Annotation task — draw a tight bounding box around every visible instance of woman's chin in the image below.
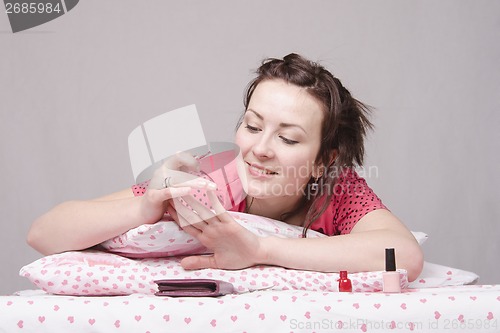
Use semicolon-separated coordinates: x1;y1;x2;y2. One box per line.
244;182;291;199
244;183;272;198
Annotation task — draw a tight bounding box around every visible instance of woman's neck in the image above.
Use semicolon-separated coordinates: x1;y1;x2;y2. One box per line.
246;195;306;225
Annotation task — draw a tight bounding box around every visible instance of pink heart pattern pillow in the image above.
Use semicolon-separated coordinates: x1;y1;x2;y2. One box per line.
100;212;326;258
20;250;408;296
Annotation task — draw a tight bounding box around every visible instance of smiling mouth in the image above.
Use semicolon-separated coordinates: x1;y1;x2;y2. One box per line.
246;162;278;175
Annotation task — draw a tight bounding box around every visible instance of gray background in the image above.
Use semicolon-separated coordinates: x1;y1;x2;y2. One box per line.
1;0;499;295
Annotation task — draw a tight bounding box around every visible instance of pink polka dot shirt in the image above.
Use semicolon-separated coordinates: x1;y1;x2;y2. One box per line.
309;168;387;235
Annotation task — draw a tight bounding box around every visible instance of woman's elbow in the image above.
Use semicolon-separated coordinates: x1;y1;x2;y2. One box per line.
27;217;51;255
27;222;42;253
399;240;424;282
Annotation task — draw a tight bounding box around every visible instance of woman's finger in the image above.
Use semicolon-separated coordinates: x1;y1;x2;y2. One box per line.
171;175;217;191
146;187;191;205
207;190;226;215
171;197;208;229
150;169;217;191
165;151;200;172
149;151;214;190
181;195;217;222
164;187;192;199
165;200;181;223
166;200;203;234
181;255;218;270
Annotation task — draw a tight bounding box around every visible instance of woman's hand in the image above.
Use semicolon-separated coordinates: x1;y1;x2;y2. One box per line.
141;152;217;224
166;191;265;270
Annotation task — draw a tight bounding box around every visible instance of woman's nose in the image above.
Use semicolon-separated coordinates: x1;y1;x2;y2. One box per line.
252;135;274;159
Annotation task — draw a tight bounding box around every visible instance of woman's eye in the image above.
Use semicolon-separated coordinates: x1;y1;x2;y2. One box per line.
279;136;299;145
245;124;260;133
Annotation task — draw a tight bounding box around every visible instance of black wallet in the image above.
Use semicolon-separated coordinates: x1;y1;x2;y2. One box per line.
154;279;235;297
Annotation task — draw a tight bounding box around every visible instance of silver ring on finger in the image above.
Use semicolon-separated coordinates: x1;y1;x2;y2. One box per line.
163;177;172;188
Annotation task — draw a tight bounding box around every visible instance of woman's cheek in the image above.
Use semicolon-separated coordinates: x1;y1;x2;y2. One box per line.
235;149;249;195
234;124;250;142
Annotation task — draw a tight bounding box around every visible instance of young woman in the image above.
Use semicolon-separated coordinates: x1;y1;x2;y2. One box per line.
28;53;423;281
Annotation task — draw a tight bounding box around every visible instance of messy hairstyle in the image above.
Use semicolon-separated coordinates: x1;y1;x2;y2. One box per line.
239;53;373;236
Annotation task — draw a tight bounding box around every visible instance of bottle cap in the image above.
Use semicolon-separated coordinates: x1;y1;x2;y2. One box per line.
339;270;348;279
385;248;397;272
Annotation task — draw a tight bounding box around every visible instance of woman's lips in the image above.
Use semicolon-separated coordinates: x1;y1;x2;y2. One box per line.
246;162;278;178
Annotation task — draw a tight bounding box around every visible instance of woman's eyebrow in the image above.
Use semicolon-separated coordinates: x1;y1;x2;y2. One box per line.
246;109;307;134
246;109;264;120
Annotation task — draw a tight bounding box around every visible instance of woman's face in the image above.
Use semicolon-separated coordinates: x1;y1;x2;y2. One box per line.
235;79;324;199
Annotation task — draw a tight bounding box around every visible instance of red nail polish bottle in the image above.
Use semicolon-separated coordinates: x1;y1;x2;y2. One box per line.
338;270;352;292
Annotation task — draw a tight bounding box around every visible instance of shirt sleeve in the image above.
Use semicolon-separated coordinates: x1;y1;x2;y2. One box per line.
132;180;150;197
310;169;387;236
333;169;387;235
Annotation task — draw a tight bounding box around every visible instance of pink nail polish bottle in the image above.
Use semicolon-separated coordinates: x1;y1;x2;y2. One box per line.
338;270;352;292
383;248;401;293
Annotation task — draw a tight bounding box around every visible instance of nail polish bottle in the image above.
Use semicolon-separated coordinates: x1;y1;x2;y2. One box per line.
383;248;401;293
338;270;352;292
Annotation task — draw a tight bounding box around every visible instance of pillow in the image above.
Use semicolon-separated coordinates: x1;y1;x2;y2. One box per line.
404;232;478;287
408;261;479;288
100;212;325;258
19;250;408;296
411;231;428;245
101;211;429;258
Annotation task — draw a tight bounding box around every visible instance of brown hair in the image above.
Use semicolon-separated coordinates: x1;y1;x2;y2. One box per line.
239;53;373;236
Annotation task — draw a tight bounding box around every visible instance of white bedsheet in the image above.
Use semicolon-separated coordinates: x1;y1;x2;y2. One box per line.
1;285;499;333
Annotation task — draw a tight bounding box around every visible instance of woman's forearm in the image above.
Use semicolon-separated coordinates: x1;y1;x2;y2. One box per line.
258;230;423;281
27;196;145;255
28;185;196;255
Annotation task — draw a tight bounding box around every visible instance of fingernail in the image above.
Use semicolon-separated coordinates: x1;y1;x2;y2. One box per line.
196;180;207;187
195;180;217;190
171;187;192;196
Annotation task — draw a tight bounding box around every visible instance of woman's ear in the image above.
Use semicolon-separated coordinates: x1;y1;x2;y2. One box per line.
312;162;328;179
312;149;339;179
312;166;323;180
328;149;339;166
